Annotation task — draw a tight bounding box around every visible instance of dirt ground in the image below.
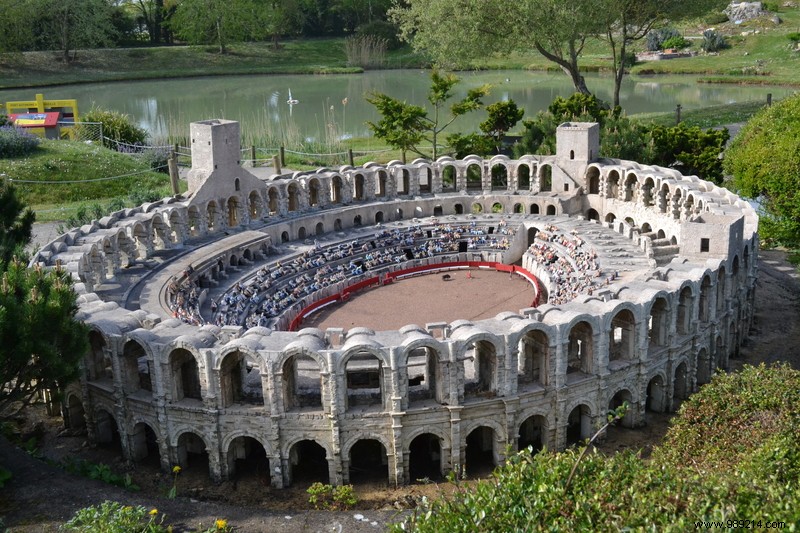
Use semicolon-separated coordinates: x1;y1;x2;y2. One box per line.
2;249;799;532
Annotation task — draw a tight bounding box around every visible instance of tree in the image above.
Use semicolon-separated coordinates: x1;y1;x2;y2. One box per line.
131;0;165;44
447;100;524;157
724;94;800;247
0;178;35;267
391;0;604;96
169;0;256;53
366;71;489;161
597;0;727;107
0;0;38;53
39;0;117;62
649;122;728;184
0;259;89;418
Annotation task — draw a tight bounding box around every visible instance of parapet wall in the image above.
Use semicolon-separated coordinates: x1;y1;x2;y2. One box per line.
36;122;758;488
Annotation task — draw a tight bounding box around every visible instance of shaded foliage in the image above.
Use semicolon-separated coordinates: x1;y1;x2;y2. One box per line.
0;178;35;266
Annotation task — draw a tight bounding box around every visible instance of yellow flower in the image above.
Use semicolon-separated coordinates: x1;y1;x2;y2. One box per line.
172;465;182;474
215;518;228;530
149;509;159;516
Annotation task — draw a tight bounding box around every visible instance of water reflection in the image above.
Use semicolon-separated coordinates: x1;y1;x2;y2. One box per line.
0;70;794;142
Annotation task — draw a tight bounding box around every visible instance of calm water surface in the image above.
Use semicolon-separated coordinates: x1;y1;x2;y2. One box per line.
1;70;794;143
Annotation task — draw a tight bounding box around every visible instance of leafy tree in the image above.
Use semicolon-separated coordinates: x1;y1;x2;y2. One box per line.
0;178;35;267
0;258;89;418
38;0;117;62
169;0;256;53
447;100;524;157
724;94;800;247
366;71;489;161
649;122;729;184
0;0;38;52
131;0;166;44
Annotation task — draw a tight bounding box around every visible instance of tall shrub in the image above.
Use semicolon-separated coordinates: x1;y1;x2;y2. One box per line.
79;107;148;150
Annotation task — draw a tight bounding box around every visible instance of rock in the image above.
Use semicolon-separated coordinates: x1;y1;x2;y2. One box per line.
725;1;767;22
771;15;782;24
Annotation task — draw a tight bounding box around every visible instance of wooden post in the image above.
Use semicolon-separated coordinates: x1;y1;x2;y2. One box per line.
280;146;285;167
272;154;282;175
251;145;257;167
348;148;354;167
168;150;180;196
767;93;772;106
675;104;682;125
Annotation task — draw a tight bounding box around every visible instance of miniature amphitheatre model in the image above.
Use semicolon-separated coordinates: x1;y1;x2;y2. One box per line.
33;119;757;487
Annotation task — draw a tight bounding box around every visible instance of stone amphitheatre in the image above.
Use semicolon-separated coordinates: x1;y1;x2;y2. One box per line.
30;119;757;489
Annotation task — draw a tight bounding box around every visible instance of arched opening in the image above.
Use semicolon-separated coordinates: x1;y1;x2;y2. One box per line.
518;164;531;191
287;183;300;212
466;164;482;191
527;226;538;247
331;176;343;204
121;340;151;393
530;204;540;215
345;351;384;411
463;340;497;400
298;227;307;240
420;167;432;193
170;349;202;402
376;171;387;197
657;229;666;240
513;203;523;214
491;164;507;191
609;309;636;363
491;202;503;213
334;219;342;231
65;394;86;432
375;211;384;224
414;206;424;218
586;167;600;194
151;217;169;250
187;206;201;237
546;205;556;216
227;196;240;227
623;173;637;202
355;174;365;200
433;205;444;217
696;348;711;385
646;375;666;413
315;222;324;236
586;208;599;221
281;231;290;243
518;330;548;390
716;266;726;315
409;433;442;482
606;170;620;199
608;389;634;428
677;286;693;335
176;432;210;478
400;169;411;195
471;202;483;214
234;178;240;191
454;204;464;215
130;422;160;465
699;276;712;322
289;440;329;485
87;331;111;381
566;404;592;446
465;426;496;477
95;409;122;453
227;436;270;484
641;222;653;234
268;187;279;215
649;298;669;348
220;351;264;407
567;322;593;375
442;165;456;192
518;415;546;453
348;439;388;484
308;179;321;206
642;178;655;206
249;191;262;219
407;347;443;407
282;354;323;411
539;166;552;192
605;212;616;224
206;201;218;232
353;214;362;227
673;362;688;410
396;208;404;220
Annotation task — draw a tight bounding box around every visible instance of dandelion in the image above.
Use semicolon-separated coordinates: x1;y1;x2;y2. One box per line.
150;509;159;516
172;465;182;474
215;518;228;530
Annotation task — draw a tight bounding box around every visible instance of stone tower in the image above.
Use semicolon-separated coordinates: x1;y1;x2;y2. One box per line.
555;122;599;182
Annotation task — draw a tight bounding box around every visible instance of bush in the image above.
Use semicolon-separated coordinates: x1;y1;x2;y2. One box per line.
787;32;800;43
355;20;402;50
79;107;148;150
701;29;728;52
649;122;729;184
661;35;689;50
645;27;682;51
307;482;358;510
63;501;168;532
0;115;11;127
0;125;40;158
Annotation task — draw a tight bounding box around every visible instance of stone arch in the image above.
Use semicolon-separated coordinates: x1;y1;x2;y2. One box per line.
518;414;547;453
518;164;531;191
315;222;324;236
298;226;307;240
513;203;524;214
539;165;552;192
586;166;600;194
409;432;444;481
308;178;322;206
94;408;123;451
279;348;326;412
419;167;432;193
218;349;265;408
605;212;616;224
65;392;86;432
716;265;727;315
226;435;270;484
206;200;219;232
151;216;170;250
491;164;508;191
169;347;203;402
287;183;301;212
460;336;501;400
129;420;160;464
518;328;549;389
609;309;636;363
586;208;599;221
697;347;711;385
608;388;635;428
441;165;457;192
187;205;201;237
471;202;483;214
491;202;503;214
658;183;670;213
546;205;556;216
454;203;464;215
86;329;111;381
331;176;344;204
375;211;384;224
248;190;263;219
641;177;655;206
466;163;482;191
354;173;366;200
677;284;694;335
673;360;689;409
343;434;392;484
403;343;447;406
174;431;211;478
375;170;388;197
353;214;362;227
645;374;667;413
121;338;152;394
623;172;637;202
648;296;670;347
287;438;330;485
334;218;342;231
699;275;712;322
281;231;290;243
530;204;540;215
341;347;387;412
227;195;241;227
566;404;593;446
606;170;620;198
567;321;594;374
463;424;502;476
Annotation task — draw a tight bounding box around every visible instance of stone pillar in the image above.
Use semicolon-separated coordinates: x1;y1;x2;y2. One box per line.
448;406;463;478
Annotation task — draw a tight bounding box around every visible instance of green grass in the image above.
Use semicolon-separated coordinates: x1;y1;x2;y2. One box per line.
631;99;771;128
0;140;181;220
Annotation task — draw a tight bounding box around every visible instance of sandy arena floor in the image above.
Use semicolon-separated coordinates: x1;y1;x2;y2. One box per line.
302;269;539;331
